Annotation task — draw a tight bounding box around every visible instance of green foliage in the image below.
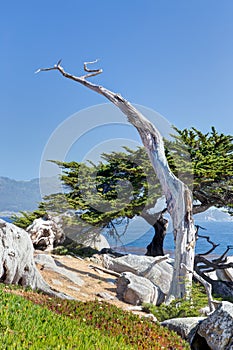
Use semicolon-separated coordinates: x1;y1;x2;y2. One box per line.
50;147;162;226
0;285;190;349
14;126;233;231
47;126;232;226
12;204;46;228
142;282;209;321
52;242;99;258
169;127;233;215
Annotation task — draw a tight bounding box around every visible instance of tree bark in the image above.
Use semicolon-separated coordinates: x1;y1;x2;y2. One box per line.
146;215;168;257
38;60;196;300
0;219;69;298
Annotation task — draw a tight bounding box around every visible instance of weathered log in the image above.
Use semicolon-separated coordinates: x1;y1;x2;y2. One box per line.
0;219;70;298
27;214;65;251
38;60;196;300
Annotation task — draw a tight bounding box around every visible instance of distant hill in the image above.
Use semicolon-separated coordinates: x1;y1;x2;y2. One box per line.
0;176;60;213
1;177;232;223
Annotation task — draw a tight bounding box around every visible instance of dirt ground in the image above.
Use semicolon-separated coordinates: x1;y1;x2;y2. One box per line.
35;252;139;313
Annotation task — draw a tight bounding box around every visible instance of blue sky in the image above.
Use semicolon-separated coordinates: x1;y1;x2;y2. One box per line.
1;0;233;180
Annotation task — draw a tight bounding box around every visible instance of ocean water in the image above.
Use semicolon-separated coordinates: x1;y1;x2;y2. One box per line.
1;215;232;258
0;216;12;223
109;220;233;258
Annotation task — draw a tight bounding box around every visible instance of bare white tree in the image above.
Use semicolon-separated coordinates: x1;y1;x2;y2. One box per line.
37;60;196;300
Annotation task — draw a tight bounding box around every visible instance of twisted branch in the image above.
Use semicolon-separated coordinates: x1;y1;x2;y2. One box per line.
181;263;216;313
197;233;220;256
195;255;233;270
212;245;233;264
36;59;103;83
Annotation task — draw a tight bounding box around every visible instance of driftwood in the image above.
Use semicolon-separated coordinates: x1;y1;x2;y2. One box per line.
0;219;70;299
27;214;65;251
37;60;196;300
89;264;120;277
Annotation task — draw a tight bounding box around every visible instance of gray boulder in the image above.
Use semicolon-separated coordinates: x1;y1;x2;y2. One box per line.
34;254;84;286
161;317;205;342
198;301;233;350
116;272;159;305
103;254;173;295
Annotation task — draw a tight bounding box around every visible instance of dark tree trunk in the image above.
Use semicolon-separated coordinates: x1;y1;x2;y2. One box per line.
146;216;168;257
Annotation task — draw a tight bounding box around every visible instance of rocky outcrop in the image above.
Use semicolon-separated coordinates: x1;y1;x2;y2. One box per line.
103;254;173;298
116;272;160;305
34;253;84;286
197;301;233;350
161;303;233;349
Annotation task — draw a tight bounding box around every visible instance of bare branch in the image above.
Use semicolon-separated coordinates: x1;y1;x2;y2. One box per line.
197;233;220;256
140;255;169;278
212;245;233;264
84;59;100;72
81;70;103;79
89;264;120;277
35;59;63;74
195;255;233;270
181;263;216;313
36;59;103;80
195;224;207;232
82;60;103;78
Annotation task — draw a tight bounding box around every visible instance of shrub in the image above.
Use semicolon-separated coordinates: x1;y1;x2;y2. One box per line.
143;282;209;322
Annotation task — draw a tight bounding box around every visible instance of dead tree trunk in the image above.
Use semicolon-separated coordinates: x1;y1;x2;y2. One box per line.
37;60;196;300
0;219;69;298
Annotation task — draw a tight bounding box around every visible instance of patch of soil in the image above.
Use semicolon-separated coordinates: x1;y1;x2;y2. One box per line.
35;252;131;311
